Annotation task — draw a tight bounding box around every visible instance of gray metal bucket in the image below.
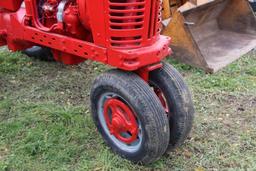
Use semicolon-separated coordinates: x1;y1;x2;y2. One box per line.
163;0;256;72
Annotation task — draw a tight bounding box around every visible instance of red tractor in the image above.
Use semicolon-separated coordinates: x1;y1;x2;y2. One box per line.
0;0;194;164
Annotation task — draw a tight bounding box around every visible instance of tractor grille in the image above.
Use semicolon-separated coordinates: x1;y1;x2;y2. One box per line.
148;0;161;38
107;0;161;48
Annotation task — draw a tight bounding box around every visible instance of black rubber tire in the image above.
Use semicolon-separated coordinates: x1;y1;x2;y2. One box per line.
149;62;195;151
90;69;170;164
23;46;54;61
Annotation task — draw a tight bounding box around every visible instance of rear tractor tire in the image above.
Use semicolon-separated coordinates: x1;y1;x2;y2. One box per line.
149;62;195;151
90;69;170;164
23;46;54;61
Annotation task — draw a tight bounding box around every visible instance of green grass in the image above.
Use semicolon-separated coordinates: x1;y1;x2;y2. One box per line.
0;49;255;170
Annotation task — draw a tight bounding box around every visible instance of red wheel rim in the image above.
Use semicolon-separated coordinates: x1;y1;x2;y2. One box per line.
154;87;169;113
103;98;139;144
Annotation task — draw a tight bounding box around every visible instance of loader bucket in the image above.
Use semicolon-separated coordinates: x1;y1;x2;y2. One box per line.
162;0;256;73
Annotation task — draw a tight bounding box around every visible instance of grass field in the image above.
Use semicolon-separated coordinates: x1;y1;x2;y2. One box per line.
0;48;255;171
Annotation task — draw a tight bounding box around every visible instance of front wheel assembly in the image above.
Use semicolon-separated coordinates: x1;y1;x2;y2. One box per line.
90;70;170;164
90;62;194;164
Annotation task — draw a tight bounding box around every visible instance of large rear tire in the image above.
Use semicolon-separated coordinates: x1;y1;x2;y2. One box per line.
149;62;195;151
90;69;170;164
23;46;54;61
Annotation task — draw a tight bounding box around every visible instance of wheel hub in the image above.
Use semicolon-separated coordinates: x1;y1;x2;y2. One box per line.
154;87;169;113
103;98;139;144
112;116;124;131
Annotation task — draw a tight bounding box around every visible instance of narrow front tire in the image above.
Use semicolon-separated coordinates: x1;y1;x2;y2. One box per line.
149;62;195;151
